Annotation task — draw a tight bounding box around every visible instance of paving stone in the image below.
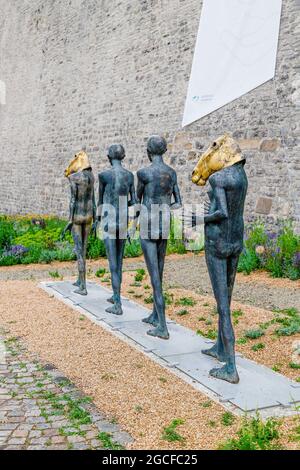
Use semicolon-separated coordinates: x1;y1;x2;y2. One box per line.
7;438;27;445
0;331;131;450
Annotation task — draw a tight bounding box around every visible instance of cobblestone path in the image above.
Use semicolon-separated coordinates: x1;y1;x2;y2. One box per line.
0;330;133;450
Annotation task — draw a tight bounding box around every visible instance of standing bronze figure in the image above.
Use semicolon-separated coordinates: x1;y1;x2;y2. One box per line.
97;144;137;316
64;151;96;296
137;136;182;340
192;134;248;384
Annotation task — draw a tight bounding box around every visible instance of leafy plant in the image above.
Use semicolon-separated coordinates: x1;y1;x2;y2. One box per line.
177;309;189;317
219;415;281;450
244;329;265;340
135;269;146;282
97;432;124;450
96;268;106;278
162;419;185;443
251;343;265;352
221;412;236;427
176;297;196;307
238;220;300;280
197;329;218;340
289;362;300;370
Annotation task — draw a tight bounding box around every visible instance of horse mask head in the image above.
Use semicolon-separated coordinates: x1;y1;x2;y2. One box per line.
192;134;244;186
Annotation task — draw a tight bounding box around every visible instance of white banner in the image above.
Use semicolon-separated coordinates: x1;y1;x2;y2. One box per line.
182;0;282;127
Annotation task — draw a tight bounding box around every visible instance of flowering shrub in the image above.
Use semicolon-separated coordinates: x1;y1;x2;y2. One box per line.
238;221;300;280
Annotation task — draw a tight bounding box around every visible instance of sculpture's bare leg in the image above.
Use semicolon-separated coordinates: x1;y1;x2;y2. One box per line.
202;251;226;362
203;252;239;384
141;239;169;339
104;238;123;315
73;224;88;296
227;254;239;306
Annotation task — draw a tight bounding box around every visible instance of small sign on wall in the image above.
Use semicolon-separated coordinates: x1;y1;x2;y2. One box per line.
182;0;283;127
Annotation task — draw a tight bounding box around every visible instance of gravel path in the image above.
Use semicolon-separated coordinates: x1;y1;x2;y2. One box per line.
1;254;298;312
0;331;132;450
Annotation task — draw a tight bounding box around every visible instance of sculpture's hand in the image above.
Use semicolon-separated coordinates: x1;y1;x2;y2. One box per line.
183;213;204;228
91;221;98;238
171;202;182;211
204;201;211;215
61;222;73;240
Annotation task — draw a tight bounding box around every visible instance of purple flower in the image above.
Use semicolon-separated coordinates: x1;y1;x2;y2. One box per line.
266;231;277;241
5;245;28;258
293;252;300;268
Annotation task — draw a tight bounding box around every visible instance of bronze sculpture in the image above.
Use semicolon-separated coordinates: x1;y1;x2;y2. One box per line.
137;136;182;339
192;134;248;384
63;151;96;296
97;144;137;316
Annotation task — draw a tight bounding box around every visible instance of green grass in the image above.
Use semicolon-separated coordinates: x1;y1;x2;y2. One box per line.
238;220;300;280
97;431;124;450
95;268;106;278
144;295;154;304
232;309;244;319
219;415;281;450
244;329;265;340
162;419;185;443
221;412;236;427
177;309;189;317
0;214;190;267
197;329;218;340
49;270;61;279
251;343;265;352
289;362;300;370
135;269;146;282
176;297;196;307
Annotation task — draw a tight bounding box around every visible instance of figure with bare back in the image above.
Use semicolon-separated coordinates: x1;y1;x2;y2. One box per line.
63;151;96;296
192;134;248;384
137;136;182;340
97;144;137;316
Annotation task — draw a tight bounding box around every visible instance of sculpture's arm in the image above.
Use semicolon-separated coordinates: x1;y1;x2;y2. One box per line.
128;176;138;207
136;172;145;204
69;179;77;223
97;174;105;222
92;186;97;223
61;179;77;238
171;173;182;210
204;186;228;224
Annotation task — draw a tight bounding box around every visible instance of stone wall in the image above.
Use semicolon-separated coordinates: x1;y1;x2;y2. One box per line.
0;0;299;230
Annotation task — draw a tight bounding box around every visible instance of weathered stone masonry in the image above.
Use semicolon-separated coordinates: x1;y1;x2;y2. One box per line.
0;0;299;229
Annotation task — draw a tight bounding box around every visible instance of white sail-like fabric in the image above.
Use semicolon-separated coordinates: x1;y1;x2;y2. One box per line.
182;0;282;127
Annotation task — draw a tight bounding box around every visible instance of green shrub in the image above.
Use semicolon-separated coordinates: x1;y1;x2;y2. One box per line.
238;220;300;280
176;297;196;307
221;412;236;427
0;216;16;250
96;268;106;278
124;239;142;258
162;419;185;443
251;343;265;352
219;415;281;450
244;329;265;340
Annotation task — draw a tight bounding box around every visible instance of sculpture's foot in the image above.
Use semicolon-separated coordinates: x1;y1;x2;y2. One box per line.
202;344;227;362
73;279;80;287
209;364;239;384
107;296;115;305
74;287;88;296
147;326;169;340
106;304;123;316
142;312;158;327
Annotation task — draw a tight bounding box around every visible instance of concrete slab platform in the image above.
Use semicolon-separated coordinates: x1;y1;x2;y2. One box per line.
41;281;300;415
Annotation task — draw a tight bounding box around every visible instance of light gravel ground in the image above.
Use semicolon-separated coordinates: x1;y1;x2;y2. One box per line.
1;254;299;311
0;255;299;449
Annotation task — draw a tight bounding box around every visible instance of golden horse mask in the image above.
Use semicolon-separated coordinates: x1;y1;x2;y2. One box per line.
65;151;91;178
192;134;244;186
